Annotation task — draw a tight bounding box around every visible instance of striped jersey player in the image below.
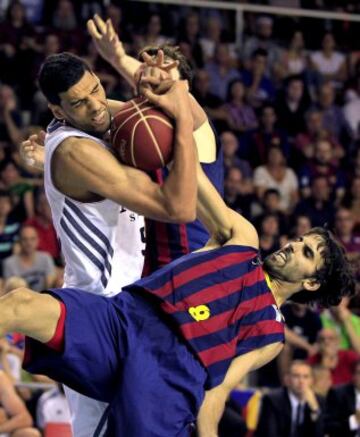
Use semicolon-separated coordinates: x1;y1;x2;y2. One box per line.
2;154;353;436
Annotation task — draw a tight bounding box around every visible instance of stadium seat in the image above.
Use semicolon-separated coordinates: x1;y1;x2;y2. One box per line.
44;423;73;437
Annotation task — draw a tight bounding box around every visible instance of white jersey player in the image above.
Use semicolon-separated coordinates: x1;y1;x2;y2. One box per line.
36;52;197;436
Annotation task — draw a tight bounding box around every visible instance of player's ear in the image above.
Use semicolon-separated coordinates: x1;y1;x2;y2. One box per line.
302;278;321;292
48;103;65;121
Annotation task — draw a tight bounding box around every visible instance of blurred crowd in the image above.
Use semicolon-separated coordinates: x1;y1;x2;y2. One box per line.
0;0;360;435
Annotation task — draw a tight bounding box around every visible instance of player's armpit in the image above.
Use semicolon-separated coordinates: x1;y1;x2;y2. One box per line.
54;137;196;223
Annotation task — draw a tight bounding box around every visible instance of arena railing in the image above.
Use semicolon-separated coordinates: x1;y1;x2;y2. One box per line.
130;0;360;45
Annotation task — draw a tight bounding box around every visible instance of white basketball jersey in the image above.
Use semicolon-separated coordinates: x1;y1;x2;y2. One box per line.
44;119;145;297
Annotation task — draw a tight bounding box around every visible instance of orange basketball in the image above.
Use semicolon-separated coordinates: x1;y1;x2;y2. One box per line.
111;96;174;171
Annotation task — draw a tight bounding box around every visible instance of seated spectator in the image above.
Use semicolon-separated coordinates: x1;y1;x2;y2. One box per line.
308;329;359;385
219;79;258;133
242;15;280;75
274;30;309;80
282;303;322;360
191;69;224;123
3;225;56;291
258;213;280;259
312;365;332;398
140;14;168;48
256;360;325;437
0;190;20;273
224;167;254;219
205;43;241;100
0;370;40;437
0;84;23;148
199;16;230;62
298;138;346;201
0;160;34;222
343;77;360;141
334;207;360;261
310;32;347;86
321;296;360;354
36;384;71;432
294;176;336;227
221;131;253;180
342;176;360;232
253;146;299;213
242;48;276;108
177;12;204;68
288;214;313;239
25;190;60;262
253;188;288;236
276;74;311;140
295;109;344;164
315;81;347;142
326;360;360;437
250;103;290;167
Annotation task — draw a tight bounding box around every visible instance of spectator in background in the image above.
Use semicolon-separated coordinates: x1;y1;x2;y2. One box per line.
243;48;276;108
308;329;359;386
295;176;336;227
253;146;299;213
141;14;168;48
276;74;310;140
282;302;323;360
36;384;71;433
312;365;332;398
3;225;56;291
310;32;347;86
275;30;309;80
178;11;204;68
289;214;313;239
298;138;346;201
295;108;344;164
250;103;290;167
191;69;224;120
334;207;360;259
24;189;60;262
256;360;325;437
199;16;228;62
258;213;281;259
254;188;288;236
321;296;360;354
0;189;19;272
221;131;253;180
343;77;360;141
205;43;241;100
0;84;23;147
0;160;34;221
315;81;347;142
242;15;280;75
224;167;254;219
0;370;40;437
326;360;360;437
219;79;258;134
342;176;360;232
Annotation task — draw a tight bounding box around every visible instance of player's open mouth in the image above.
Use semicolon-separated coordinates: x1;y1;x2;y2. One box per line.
276;251;287;263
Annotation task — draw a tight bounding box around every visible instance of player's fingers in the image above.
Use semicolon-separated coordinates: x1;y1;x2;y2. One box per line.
163;60;179;72
142;52;157;66
39;130;46;144
141;87;160;105
155;50;164;67
106;19;115;40
140;76;162;87
94;14;107;34
87;20;102;40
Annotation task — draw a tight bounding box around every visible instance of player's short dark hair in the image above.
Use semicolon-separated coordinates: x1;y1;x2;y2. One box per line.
138;44;194;88
38;52;93;105
290;227;356;307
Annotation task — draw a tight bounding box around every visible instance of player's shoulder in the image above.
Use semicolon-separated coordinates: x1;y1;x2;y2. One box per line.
54;136;109;165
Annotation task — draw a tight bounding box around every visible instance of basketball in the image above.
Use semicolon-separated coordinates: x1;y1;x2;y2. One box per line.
111;96;174;171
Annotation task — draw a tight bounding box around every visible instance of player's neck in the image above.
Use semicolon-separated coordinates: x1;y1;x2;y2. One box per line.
265;272;299;307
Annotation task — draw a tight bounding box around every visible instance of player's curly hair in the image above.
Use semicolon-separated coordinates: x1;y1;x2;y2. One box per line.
138;44;194;88
290;227;356;307
38;52;92;105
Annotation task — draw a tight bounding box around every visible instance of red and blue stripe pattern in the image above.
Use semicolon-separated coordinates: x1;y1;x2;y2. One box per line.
126;245;284;388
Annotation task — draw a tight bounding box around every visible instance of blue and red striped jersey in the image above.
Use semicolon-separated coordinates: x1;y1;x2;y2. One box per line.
142;123;224;276
125;244;285;389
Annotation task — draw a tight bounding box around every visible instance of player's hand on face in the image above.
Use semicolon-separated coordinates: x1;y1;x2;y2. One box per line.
135;65;171;95
87;14;125;63
141;50;179;73
141;78;191;121
20;130;46;171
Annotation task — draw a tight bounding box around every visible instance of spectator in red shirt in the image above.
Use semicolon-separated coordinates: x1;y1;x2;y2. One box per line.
308;328;359;386
25;190;60;262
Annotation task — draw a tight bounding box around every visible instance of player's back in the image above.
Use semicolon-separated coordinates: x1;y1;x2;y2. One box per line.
44;119;145;296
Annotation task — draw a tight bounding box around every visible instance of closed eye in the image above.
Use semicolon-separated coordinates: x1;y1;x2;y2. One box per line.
303;245;314;259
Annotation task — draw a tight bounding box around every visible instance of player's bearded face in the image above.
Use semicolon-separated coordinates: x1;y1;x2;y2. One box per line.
263;234;324;284
58;71;111;136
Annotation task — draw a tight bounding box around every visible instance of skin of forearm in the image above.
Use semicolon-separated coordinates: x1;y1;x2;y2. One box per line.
111;53;142;87
0;411;32;433
161;116;197;220
4;111;23;145
285;327;312;351
197;389;228;437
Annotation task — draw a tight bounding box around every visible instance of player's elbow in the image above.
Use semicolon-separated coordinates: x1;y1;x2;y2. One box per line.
168;203;196;223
